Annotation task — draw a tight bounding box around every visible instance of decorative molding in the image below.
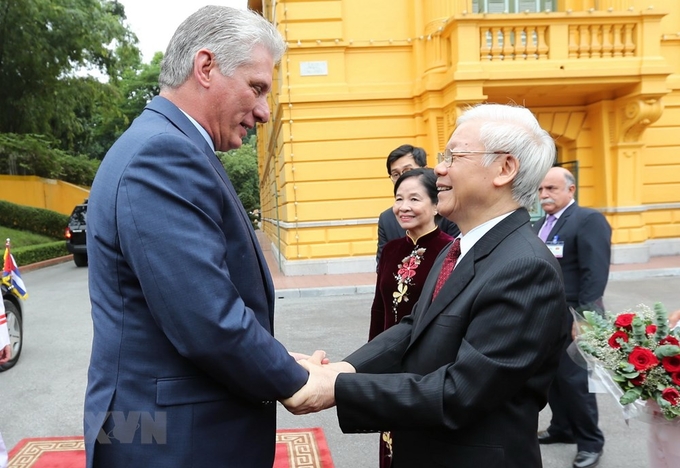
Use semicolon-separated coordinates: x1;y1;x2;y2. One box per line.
617;96;664;143
597;202;680;214
263;217;378;229
537;110;586;142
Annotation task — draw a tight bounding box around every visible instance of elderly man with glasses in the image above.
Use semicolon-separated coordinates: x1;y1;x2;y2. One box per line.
376;144;460;268
284;103;569;468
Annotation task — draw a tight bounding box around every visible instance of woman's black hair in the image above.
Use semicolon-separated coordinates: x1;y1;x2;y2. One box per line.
393;167;438;205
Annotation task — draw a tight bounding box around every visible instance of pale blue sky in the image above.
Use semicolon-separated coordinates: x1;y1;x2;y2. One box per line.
118;0;247;62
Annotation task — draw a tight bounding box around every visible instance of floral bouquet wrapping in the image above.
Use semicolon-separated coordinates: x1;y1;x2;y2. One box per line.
574;302;680;467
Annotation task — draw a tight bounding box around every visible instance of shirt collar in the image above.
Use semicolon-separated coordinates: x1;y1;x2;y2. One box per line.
552;199;575;220
179;109;215;152
457;210;516;263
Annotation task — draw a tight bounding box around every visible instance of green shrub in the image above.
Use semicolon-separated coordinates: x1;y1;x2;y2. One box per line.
12;241;69;266
0;133;99;186
0;200;69;239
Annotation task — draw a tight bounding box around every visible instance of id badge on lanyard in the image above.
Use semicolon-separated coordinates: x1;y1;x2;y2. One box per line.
546;236;564;258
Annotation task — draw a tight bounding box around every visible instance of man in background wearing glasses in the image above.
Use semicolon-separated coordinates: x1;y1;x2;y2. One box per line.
284;103;569;468
376;144;460;267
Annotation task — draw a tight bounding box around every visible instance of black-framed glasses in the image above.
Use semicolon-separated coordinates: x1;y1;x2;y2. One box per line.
389;166;415;181
437;149;507;167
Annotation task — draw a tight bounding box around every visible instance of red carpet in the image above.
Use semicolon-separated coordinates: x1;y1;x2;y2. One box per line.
9;428;334;468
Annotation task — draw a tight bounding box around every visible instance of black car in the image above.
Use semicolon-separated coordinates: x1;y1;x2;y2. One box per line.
1;284;23;371
65;200;88;267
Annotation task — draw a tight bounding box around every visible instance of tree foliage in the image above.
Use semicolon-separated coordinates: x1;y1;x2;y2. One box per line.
0;0;144;158
218;136;261;214
0;133;100;185
87;52;161;159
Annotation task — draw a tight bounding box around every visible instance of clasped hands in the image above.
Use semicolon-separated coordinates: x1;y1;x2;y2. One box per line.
283;350;355;415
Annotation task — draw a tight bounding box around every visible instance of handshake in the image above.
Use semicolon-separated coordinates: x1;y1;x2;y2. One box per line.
282;350;355;415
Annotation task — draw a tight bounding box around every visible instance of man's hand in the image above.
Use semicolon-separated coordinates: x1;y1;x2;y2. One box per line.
0;344;11;365
282;356;356;415
282;360;338;415
289;350;330;364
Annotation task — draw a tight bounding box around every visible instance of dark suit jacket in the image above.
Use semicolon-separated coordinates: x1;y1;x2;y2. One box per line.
377;207;460;265
532;202;611;310
336;209;568;468
84;96;308;467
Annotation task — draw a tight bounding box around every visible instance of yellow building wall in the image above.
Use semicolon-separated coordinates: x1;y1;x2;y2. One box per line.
0;175;89;216
254;0;680;273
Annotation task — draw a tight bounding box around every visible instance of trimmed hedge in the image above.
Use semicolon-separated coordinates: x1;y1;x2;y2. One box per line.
0;200;69;239
13;241;69;266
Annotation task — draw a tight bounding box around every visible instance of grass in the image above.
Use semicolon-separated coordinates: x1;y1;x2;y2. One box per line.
0;225;60;249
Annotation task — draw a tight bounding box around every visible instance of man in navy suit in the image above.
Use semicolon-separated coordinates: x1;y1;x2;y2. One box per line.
84;6;309;467
284;104;569;468
534;166;611;468
376;145;460;266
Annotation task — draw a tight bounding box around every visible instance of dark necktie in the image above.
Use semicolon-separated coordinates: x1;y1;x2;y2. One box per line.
432;238;461;299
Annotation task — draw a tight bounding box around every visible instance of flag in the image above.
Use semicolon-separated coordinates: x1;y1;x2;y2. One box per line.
2;239;27;299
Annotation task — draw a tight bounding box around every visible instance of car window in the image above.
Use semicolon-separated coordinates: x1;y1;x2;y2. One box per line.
69;205;87;226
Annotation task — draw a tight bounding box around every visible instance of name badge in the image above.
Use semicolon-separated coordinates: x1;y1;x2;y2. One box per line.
546;236;564;258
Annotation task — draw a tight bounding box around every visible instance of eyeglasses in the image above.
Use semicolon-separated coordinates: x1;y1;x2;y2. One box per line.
389;166;415;181
437;149;507;167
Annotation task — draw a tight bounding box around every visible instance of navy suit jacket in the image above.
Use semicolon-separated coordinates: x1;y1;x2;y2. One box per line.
84;96;308;467
532;202;611;310
337;209;568;468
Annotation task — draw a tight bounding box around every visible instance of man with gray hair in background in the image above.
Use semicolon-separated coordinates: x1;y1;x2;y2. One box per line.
84;7;309;467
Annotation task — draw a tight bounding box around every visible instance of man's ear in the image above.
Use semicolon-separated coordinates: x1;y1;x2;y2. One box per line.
193;49;215;88
493;154;519;188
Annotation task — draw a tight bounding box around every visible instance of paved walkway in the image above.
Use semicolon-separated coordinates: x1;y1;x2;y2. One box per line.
256;231;680;297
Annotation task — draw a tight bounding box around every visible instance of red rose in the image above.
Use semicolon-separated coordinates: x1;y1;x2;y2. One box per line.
646;325;657;335
628;346;659;371
662;355;680;373
672;373;680;386
608;331;629;349
615;313;636;329
630;374;646;386
661;336;680;346
662;387;680;406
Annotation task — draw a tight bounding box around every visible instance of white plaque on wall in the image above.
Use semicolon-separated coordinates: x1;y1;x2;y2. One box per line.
300;61;328;76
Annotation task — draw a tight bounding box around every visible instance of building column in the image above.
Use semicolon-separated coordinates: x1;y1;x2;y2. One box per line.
605;95;665;263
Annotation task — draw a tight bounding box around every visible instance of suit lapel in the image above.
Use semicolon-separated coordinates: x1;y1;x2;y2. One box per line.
549;203;575;239
145;97;276;310
410;210;530;344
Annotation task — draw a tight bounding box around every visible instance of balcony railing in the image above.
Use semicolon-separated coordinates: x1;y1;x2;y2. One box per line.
479;21;636;61
433;10;665;71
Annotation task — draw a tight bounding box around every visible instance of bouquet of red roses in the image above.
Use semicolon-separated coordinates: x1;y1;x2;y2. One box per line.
575;302;680;421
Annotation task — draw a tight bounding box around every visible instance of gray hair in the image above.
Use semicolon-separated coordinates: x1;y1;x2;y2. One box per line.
457;104;555;210
562;169;576;187
159;6;286;89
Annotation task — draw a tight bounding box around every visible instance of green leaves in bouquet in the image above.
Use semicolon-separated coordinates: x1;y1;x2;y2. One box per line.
615;362;639;381
654;302;671;342
656;395;680;420
621;386;643;405
631;315;649;344
655;345;680;359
